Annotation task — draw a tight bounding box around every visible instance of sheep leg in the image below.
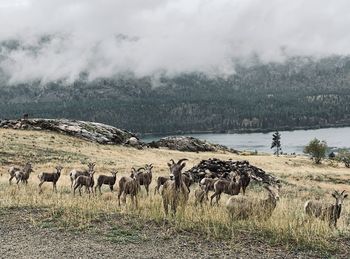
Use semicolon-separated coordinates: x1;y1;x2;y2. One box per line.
38;181;44;193
163;198;169;216
118;191;122;206
78;186;83;196
145;185;149;196
109;185;113;192
135;195;138;209
122;192;127;204
53;182;57;193
210;193;217;206
216;194;221;205
9;175;14;185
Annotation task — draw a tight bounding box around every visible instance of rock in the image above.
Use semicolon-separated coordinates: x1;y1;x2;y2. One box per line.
149;136;239;153
0;118;143;147
186;158;280;187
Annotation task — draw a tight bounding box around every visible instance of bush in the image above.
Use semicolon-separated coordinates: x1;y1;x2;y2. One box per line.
336;149;350;168
303;138;327;164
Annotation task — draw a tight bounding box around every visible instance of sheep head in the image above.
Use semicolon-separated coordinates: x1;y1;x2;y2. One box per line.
332;190;348;206
167;159;188;180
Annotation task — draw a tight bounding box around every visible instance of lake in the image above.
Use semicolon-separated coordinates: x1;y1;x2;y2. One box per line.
141;127;350;154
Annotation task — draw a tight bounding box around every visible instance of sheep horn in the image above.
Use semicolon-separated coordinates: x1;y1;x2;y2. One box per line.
177;158;188;165
170;159;175;165
137;167;145;172
341;190;346;195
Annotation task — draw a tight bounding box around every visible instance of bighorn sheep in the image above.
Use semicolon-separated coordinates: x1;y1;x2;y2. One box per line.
199;177;218;200
73;169;95;196
136;164;153;196
182;172;194;192
154;169;192;195
226;185;280;219
194;185;207;206
14;163;34;186
161;158;190;216
95;170;118;194
210;172;241;205
8;162;31;185
154;176;169;195
118;168;141;208
38;165;63;193
304;190;348;227
69;162;96;188
238;169;251;195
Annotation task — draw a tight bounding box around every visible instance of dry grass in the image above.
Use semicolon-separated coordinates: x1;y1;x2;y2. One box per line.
1;128;350;255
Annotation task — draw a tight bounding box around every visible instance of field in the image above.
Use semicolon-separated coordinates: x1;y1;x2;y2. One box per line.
0;128;350;258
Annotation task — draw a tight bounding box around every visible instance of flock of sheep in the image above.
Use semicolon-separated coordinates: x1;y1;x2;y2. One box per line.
5;158;348;227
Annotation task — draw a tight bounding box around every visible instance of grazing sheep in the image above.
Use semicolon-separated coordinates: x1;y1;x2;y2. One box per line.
73;170;95;197
210;172;241;206
136;164;153;196
199;177;219;200
238;169;251;195
118;168;140;208
154;176;169;195
14;163;34;186
9;162;31;185
161;158;190;216
226;185;280;220
304;190;348;227
69;162;95;188
95;171;118;194
38;165;63;193
194;185;207;207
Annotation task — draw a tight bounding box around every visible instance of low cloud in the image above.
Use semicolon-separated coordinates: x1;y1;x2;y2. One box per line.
0;0;350;84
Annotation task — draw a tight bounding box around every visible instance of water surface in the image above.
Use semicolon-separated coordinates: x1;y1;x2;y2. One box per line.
142;127;350;154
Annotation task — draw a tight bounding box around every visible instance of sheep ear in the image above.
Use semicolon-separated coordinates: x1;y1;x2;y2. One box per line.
344;194;348;199
167;163;172;168
332;193;337;198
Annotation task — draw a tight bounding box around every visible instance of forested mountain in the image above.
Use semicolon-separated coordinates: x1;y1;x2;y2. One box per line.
1;56;350;134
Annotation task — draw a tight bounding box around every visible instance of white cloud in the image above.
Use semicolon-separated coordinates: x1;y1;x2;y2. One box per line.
0;0;350;84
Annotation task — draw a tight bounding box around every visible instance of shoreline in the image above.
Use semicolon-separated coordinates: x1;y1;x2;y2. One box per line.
139;123;350;137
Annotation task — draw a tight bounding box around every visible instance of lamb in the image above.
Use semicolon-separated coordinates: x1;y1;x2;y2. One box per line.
38;165;63;193
95;170;118;194
194;185;207;206
14;163;34;186
161;158;190;216
210;172;241;205
304;190;348;228
154;176;169;195
69;162;95;188
136;164;153;196
8;162;31;185
118;168;141;208
73;169;95;197
226;185;280;219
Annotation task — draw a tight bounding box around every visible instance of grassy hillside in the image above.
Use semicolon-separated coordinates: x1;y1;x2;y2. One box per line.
0;128;350;257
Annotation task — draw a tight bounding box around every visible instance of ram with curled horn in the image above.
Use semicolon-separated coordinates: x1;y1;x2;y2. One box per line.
162;158;190;216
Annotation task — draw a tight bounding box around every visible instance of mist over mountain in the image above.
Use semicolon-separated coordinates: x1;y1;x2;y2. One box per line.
1;1;350;133
1;54;350;134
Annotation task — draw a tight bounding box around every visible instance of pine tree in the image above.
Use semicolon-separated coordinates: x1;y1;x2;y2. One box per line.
271;131;282;156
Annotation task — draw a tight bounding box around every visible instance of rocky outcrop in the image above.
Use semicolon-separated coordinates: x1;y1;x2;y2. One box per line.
187;158;280;187
0;118;142;146
148;136;239;153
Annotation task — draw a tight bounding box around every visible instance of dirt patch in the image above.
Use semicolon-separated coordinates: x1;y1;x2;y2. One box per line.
0;207;326;259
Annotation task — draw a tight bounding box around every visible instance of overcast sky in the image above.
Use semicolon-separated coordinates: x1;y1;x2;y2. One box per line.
0;0;350;84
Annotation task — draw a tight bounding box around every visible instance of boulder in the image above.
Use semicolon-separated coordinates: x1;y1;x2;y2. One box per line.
0;118;142;146
149;136;238;153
